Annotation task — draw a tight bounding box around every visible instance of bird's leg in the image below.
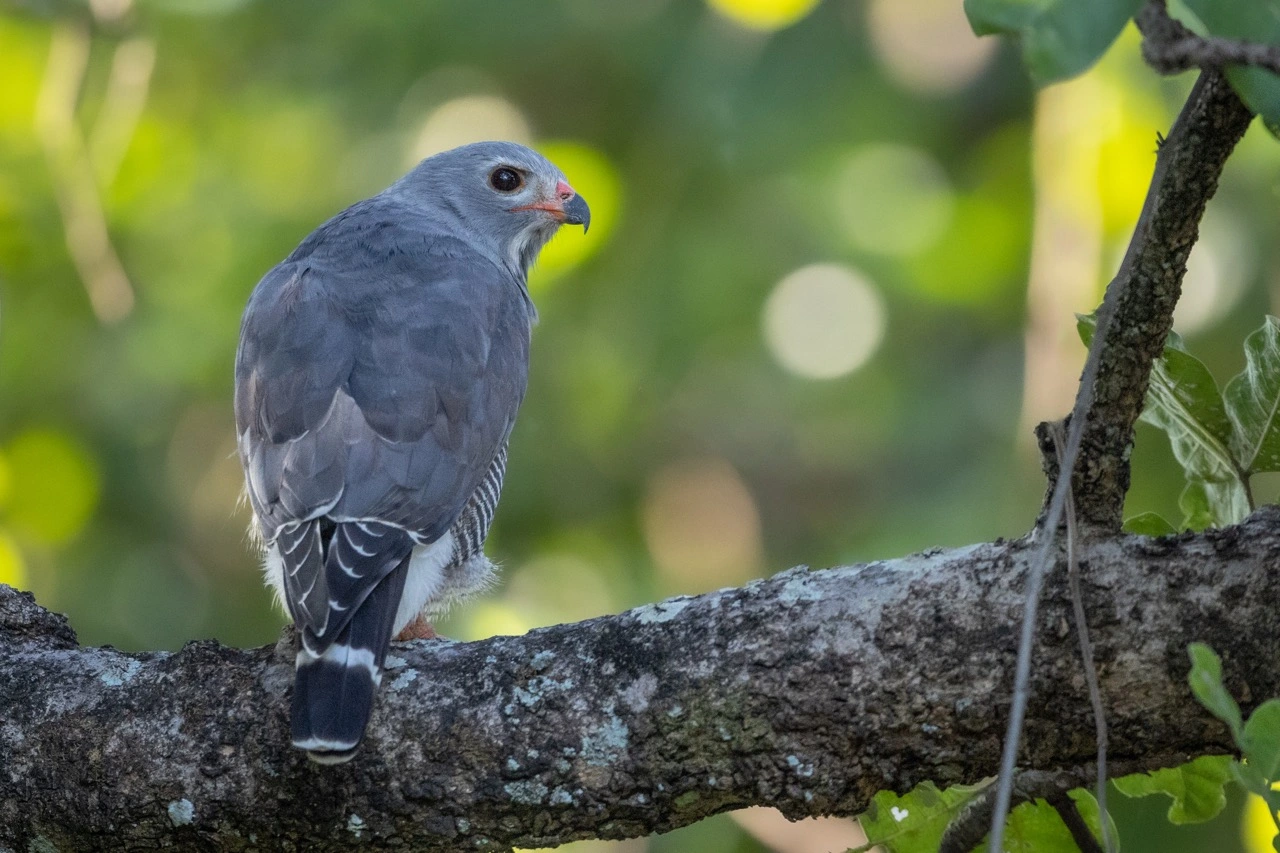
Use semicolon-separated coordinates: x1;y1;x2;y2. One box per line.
394;614;438;642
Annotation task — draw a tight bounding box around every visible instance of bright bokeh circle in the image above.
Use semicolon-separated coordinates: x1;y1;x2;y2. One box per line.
866;0;996;95
706;0;822;31
408;94;532;164
763;262;886;379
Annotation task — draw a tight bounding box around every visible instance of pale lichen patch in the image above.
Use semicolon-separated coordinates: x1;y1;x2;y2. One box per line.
99;659;141;687
621;673;657;713
503;780;548;805
347;814;366;835
167;799;195;827
631;598;691;625
777;571;823;605
390;669;418;691
581;705;629;767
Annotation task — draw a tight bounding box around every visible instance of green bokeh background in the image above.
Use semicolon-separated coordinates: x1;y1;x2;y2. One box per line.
1;0;1277;849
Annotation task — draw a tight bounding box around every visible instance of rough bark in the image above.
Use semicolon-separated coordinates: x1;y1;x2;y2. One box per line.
5;508;1280;851
1064;69;1252;529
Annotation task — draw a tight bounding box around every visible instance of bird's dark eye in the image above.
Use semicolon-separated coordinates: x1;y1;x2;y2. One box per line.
489;167;523;193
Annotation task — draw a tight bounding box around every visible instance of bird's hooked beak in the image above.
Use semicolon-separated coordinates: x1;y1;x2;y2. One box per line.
511;180;591;233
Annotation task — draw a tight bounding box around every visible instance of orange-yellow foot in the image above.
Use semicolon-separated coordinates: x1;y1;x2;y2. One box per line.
394;616;438;642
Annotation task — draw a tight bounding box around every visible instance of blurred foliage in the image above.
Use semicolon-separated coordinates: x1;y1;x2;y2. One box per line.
3;0;1280;850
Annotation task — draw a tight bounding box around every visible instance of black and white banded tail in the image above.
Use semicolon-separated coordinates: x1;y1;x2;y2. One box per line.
280;519;413;763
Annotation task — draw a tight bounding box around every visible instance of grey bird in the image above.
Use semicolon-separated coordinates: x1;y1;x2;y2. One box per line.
234;141;589;764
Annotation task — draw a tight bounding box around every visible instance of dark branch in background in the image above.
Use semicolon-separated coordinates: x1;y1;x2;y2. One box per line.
4;510;1280;852
988;68;1253;851
1138;0;1280;77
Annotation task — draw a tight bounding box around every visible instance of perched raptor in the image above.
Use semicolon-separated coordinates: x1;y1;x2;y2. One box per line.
234;141;589;763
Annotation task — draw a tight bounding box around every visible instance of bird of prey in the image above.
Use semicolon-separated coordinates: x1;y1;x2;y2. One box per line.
234;141;589;764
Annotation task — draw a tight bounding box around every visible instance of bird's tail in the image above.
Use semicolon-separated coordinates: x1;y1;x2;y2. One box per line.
290;554;410;764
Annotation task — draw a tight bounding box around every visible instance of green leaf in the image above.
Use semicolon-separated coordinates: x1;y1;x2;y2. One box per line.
1068;788;1120;850
964;0;1145;84
1225;317;1280;474
1002;798;1090;852
1179;478;1251;530
1243;699;1280;780
1179;480;1216;530
1114;755;1234;823
1142;341;1240;485
1180;1;1280;135
1231;759;1271;797
854;779;991;853
1124;511;1178;536
1188;643;1244;739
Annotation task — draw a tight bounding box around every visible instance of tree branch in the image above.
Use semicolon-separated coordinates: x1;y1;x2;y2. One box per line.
988;67;1252;850
5;509;1280;851
1053;68;1252;529
1137;0;1280;77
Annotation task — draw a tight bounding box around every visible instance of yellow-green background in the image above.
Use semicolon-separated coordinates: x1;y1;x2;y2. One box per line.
1;0;1276;849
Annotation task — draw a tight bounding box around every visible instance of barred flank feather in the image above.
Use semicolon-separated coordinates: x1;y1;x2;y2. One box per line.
451;444;507;565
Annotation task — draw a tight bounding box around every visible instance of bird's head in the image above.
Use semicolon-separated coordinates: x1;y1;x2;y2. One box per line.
395;141;590;277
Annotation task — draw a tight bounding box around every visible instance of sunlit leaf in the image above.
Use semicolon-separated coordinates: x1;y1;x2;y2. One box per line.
964;0;1145;84
1124;511;1178;536
1178;0;1280;135
1188;643;1243;739
853;779;992;853
1225;317;1280;474
1244;700;1280;781
1114;755;1233;824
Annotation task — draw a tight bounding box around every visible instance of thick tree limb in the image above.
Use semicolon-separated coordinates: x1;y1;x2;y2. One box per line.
5;509;1280;851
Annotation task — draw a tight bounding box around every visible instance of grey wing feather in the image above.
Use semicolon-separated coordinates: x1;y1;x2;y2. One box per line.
235;198;531;645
